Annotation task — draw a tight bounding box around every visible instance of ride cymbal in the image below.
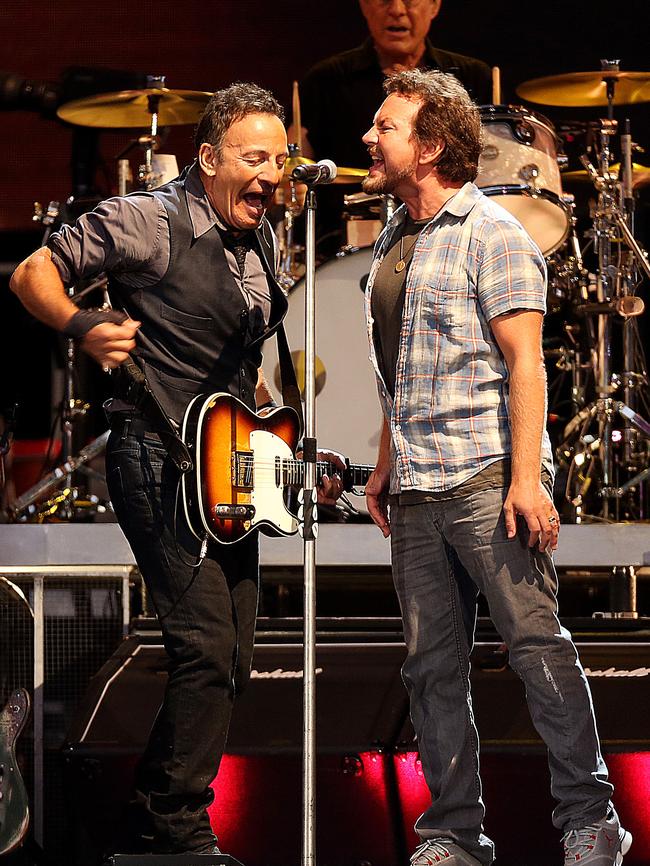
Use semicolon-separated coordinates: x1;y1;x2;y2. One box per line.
516;71;650;107
57;88;213;128
562;162;650;189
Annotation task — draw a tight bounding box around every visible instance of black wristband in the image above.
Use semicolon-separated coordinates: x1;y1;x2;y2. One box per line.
257;399;278;411
62;309;127;339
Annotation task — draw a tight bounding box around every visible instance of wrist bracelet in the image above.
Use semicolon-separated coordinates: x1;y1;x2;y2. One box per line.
62;309;126;339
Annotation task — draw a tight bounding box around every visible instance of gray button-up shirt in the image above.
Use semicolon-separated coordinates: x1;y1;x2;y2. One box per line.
49;161;274;327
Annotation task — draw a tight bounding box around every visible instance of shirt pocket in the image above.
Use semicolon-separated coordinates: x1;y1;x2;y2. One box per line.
160;300;213;330
419;271;473;333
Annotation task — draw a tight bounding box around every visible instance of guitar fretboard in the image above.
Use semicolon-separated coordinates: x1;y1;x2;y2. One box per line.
276;459;374;492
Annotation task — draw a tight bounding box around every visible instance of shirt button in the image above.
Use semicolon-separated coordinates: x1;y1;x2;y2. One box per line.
394;424;401;431
240;367;246;377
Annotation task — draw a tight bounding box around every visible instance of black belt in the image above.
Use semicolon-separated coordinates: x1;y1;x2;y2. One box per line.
109;413;167;440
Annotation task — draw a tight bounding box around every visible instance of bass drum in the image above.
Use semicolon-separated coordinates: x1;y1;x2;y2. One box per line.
266;247;383;470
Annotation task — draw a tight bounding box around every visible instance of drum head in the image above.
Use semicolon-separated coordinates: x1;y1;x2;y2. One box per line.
477;105;568;255
481;185;570;255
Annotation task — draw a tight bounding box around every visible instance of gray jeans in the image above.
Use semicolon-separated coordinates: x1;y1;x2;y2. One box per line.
389;473;613;865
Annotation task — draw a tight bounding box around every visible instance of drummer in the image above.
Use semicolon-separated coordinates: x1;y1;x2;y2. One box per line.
292;0;492;169
289;0;492;251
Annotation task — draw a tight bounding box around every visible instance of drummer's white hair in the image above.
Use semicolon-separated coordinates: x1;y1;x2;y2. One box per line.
194;82;285;159
384;69;482;183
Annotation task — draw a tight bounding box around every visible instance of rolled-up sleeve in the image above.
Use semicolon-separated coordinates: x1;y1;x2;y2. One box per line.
47;194;168;287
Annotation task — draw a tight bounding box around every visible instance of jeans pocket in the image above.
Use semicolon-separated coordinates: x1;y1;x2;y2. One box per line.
467;485;509;545
107;459;158;536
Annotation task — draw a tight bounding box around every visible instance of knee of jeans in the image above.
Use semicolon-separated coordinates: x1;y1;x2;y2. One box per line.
507;627;577;679
168;630;237;688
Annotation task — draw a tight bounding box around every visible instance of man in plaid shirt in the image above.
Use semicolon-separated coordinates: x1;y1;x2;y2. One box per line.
363;69;631;866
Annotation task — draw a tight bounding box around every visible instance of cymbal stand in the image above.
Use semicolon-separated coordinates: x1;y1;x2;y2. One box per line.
17;274;110;521
564;66;650;520
278;144;305;289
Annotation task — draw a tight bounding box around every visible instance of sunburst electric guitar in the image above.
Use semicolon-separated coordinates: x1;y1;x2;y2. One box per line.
181;392;373;544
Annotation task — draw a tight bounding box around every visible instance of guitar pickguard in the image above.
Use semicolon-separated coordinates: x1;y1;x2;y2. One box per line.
249;429;297;535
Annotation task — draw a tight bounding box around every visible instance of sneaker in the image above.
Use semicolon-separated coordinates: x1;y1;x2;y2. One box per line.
563;812;633;865
411;839;482;866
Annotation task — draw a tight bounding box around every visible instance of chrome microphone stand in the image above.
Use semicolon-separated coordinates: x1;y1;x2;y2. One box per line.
295;159;338;866
300;181;319;866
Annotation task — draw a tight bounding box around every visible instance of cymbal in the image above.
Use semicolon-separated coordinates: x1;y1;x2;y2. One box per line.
562;162;650;189
57;87;213;128
282;156;367;184
516;71;650;107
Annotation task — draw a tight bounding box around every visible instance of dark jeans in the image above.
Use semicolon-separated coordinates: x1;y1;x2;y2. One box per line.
389;475;613;865
106;419;259;853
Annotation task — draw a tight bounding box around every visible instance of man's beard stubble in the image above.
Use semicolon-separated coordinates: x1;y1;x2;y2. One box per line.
362;160;416;196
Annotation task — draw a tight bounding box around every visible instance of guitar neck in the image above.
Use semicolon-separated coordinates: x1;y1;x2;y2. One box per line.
280;459;374;492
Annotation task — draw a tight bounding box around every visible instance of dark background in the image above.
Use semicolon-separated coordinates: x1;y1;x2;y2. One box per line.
1;0;650;438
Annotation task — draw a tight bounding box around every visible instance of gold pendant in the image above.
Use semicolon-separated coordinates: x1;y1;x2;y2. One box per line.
395;260;406;274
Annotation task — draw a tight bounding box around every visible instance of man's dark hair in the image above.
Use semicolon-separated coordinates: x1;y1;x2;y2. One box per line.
384;69;482;183
194;82;285;157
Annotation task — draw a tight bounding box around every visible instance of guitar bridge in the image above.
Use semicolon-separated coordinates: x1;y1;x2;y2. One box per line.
232;450;254;488
214;503;256;521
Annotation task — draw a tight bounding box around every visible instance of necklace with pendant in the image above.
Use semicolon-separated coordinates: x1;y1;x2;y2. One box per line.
395;230;420;274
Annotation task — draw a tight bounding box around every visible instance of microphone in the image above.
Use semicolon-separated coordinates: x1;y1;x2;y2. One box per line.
291;159;337;185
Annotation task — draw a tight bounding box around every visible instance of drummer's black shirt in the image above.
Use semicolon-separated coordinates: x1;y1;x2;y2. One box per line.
298;39;492;249
300;38;493;169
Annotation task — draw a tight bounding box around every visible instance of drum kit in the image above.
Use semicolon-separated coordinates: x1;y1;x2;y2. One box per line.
12;61;650;525
277;61;650;524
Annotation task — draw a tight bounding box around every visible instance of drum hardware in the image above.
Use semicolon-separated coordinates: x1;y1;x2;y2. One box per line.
7;261;112;522
342;191;382;249
550;68;650;520
6;432;111;522
277;147;308;289
113;133;180;194
340;192;396;249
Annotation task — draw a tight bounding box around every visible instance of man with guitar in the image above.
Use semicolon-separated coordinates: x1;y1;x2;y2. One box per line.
11;82;343;858
362;70;631;866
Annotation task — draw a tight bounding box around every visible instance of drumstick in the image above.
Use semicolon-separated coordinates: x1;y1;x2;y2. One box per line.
492;66;501;105
292;80;303;152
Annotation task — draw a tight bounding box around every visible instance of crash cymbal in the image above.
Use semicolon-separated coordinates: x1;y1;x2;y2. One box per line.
336;165;368;182
282;156;367;184
562;162;650;189
57;88;213;128
516;71;650;107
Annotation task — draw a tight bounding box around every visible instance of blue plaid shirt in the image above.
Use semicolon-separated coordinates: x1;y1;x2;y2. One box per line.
365;182;553;493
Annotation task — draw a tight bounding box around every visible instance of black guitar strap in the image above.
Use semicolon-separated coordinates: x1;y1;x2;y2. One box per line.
275;322;304;438
114;357;194;473
255;220;304;437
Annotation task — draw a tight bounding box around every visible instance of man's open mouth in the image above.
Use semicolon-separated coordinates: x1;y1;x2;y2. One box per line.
386;25;409;36
242;192;270;215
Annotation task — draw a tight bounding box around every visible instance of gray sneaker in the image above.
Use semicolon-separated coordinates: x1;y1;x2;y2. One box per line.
410;839;482;866
563;812;632;865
